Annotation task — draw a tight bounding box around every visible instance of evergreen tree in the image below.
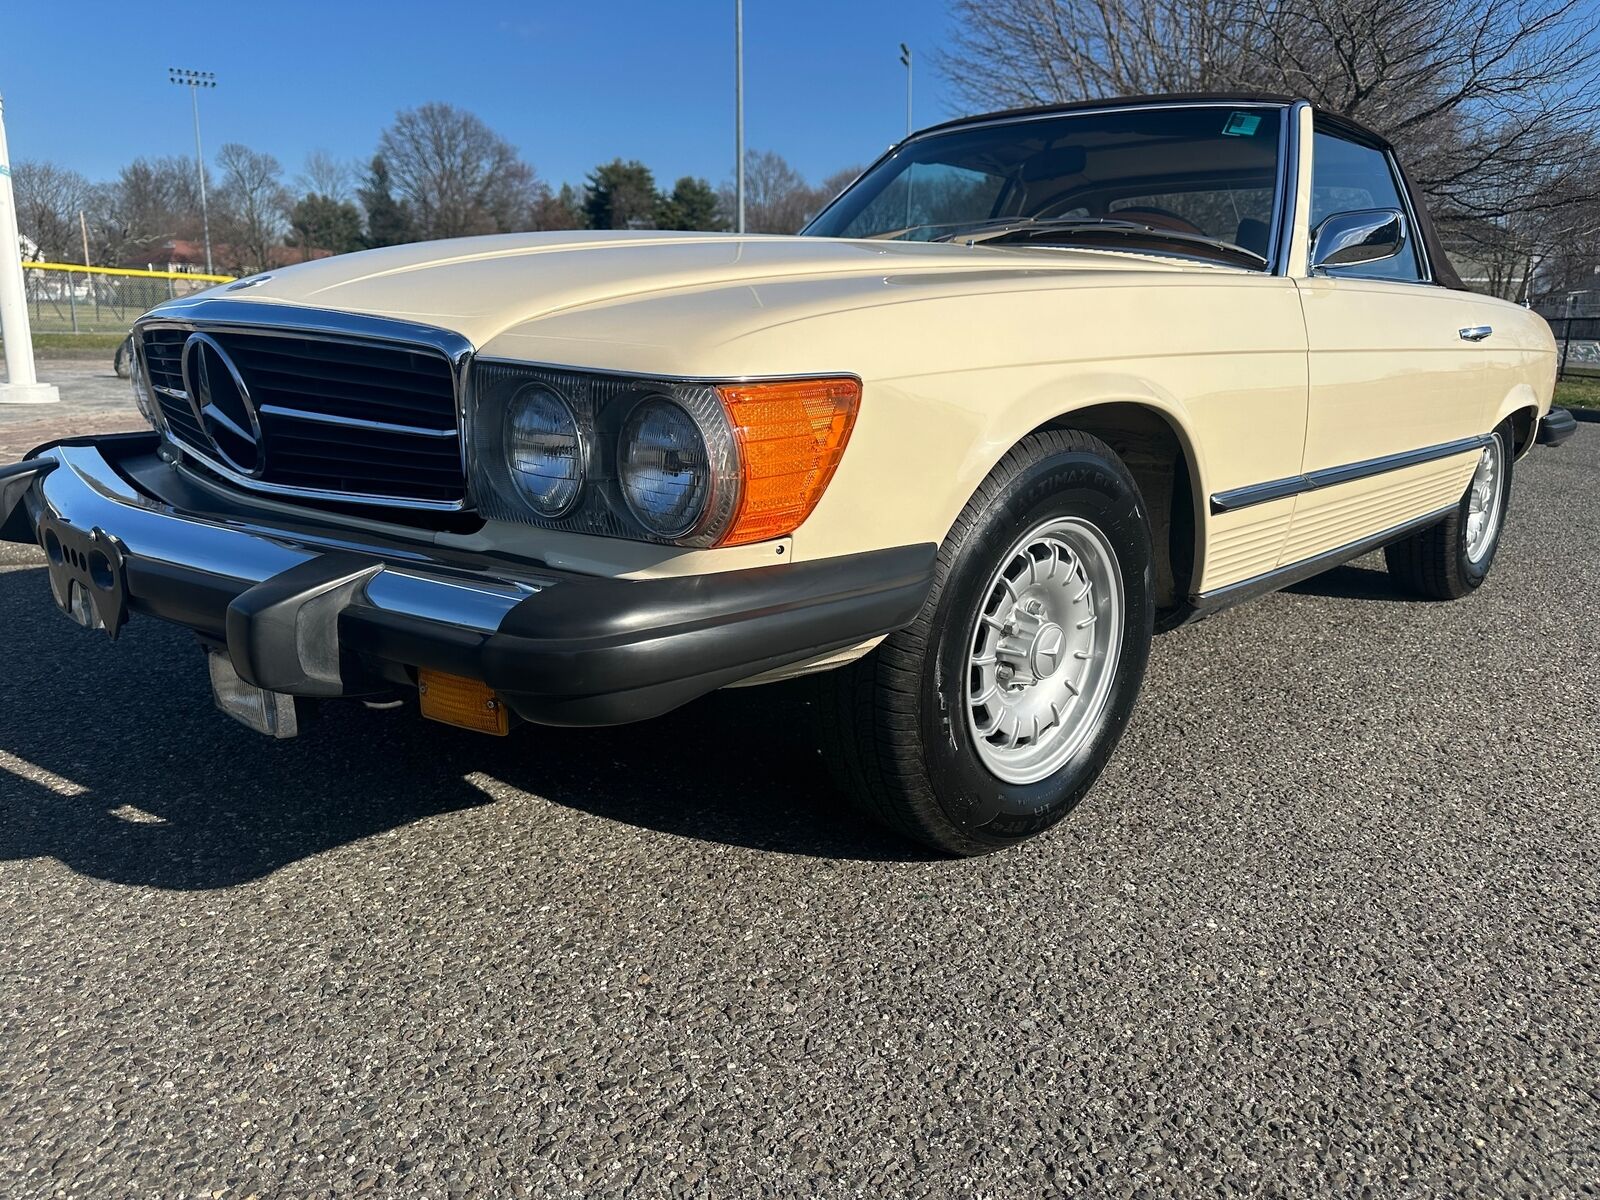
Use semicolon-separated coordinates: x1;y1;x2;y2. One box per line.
358;155;414;247
583;159;659;229
287;193;366;255
655;176;725;231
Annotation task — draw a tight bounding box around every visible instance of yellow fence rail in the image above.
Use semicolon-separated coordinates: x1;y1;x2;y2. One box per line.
22;260;236;284
18;260;236;335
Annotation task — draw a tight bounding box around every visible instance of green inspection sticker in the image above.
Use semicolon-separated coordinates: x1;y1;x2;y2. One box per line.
1221;112;1262;137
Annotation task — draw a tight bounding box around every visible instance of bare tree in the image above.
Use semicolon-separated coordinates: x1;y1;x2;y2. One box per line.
376;102;542;239
10;161;94;261
531;182;585;231
215;143;291;275
92;156;209;267
296;150;357;203
943;0;1261;103
716;151;835;234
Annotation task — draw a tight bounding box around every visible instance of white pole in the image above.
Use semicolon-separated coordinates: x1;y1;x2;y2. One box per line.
0;94;60;406
901;44;913;137
735;0;745;234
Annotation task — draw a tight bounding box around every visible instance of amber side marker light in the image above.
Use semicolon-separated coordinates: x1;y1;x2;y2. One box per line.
418;668;510;736
716;377;861;546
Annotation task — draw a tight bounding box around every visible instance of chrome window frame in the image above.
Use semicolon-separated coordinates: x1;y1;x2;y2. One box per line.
133;297;475;513
802;98;1301;278
1385;146;1435;284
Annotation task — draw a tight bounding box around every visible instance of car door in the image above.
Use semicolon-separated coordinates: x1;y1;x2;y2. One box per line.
1286;127;1492;567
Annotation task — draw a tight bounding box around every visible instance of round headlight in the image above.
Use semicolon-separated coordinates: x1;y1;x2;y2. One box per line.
505;384;584;517
618;397;712;538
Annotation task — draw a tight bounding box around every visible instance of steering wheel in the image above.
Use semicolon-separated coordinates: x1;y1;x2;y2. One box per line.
1112;206;1207;236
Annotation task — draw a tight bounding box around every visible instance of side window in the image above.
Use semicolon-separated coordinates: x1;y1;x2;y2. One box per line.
1309;130;1424;282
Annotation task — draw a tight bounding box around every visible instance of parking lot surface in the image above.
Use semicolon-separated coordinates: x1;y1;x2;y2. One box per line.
1;383;1595;1196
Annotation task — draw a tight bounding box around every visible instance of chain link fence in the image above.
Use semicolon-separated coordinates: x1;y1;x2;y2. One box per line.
20;262;235;336
1538;299;1600;379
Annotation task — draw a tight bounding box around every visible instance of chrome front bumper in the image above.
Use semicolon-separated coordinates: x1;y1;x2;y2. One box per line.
2;435;934;726
10;438;541;640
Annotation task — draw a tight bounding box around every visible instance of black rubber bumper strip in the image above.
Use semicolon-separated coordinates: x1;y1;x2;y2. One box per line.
0;458;56;544
1537;407;1579;445
341;542;937;727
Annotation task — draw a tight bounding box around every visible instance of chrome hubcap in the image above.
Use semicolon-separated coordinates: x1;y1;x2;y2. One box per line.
965;517;1124;786
1465;435;1505;564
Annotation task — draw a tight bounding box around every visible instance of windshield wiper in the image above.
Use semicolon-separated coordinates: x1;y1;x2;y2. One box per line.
932;217;1268;267
861;217;1135;242
862;220;988;241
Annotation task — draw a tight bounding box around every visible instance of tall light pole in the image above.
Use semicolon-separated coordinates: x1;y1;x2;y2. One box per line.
735;1;745;234
168;68;216;274
899;43;913;137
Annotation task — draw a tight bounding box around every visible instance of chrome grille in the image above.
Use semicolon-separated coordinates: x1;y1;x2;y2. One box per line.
140;324;466;507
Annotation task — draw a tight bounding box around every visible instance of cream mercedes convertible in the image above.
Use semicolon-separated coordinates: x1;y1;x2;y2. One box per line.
1;95;1576;854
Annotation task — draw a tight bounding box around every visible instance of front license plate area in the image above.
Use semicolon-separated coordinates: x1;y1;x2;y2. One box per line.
37;512;130;638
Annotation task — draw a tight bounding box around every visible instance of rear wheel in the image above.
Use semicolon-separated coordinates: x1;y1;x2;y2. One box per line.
817;429;1154;855
1384;421;1513;599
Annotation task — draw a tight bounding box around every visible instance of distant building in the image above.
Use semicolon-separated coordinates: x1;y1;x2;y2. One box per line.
123;239;333;275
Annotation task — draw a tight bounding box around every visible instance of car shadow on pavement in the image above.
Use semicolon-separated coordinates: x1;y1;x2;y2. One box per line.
0;563;924;890
1283;562;1417;603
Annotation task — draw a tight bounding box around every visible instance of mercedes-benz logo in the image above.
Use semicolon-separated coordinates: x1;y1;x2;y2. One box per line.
1029;623;1066;678
181;332;263;476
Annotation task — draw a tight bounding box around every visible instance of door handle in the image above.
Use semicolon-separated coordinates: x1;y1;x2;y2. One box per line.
1459;326;1492;342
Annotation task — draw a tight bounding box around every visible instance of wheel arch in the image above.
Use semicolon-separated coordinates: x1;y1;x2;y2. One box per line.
1493;382;1546;460
1503;404;1541;460
1032;398;1207;621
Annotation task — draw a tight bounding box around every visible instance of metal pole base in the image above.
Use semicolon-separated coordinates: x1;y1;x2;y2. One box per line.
0;381;61;405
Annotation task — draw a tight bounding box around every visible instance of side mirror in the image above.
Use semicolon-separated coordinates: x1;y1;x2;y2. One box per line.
1309;208;1407;272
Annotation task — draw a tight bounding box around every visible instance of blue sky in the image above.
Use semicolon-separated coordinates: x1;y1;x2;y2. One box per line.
0;0;964;192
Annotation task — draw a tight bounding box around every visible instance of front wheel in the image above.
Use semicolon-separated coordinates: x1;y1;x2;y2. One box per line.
817;429;1154;855
1384;421;1513;600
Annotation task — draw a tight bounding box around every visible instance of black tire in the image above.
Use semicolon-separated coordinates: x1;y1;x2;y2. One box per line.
113;336;133;380
1384;420;1513;600
816;429;1154;855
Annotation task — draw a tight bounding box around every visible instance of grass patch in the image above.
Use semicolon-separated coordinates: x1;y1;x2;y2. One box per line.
0;332;127;359
1555;376;1600;409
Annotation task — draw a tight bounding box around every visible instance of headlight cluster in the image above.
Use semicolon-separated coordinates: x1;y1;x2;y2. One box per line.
471;362;860;548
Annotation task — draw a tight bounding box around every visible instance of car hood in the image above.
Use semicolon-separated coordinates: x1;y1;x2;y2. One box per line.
218;230;1231;350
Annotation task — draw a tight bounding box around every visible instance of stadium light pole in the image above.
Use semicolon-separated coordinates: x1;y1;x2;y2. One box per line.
168;68;216;275
735;0;745;234
900;43;913;137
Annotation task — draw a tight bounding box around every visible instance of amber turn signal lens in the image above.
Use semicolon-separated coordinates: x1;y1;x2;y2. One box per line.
715;377;861;546
418;668;509;736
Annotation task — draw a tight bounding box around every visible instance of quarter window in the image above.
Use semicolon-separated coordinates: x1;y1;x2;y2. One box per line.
1309;131;1424;282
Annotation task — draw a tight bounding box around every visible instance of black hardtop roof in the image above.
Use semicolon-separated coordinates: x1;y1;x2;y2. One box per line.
916;93;1393;151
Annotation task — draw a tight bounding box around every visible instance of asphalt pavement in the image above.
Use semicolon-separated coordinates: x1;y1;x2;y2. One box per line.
1;389;1595;1197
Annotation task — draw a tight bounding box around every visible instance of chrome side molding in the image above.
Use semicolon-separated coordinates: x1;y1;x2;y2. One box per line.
1459;326;1492;342
1210;434;1493;515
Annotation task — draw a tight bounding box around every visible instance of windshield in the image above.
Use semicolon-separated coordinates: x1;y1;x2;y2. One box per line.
803;104;1285;266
